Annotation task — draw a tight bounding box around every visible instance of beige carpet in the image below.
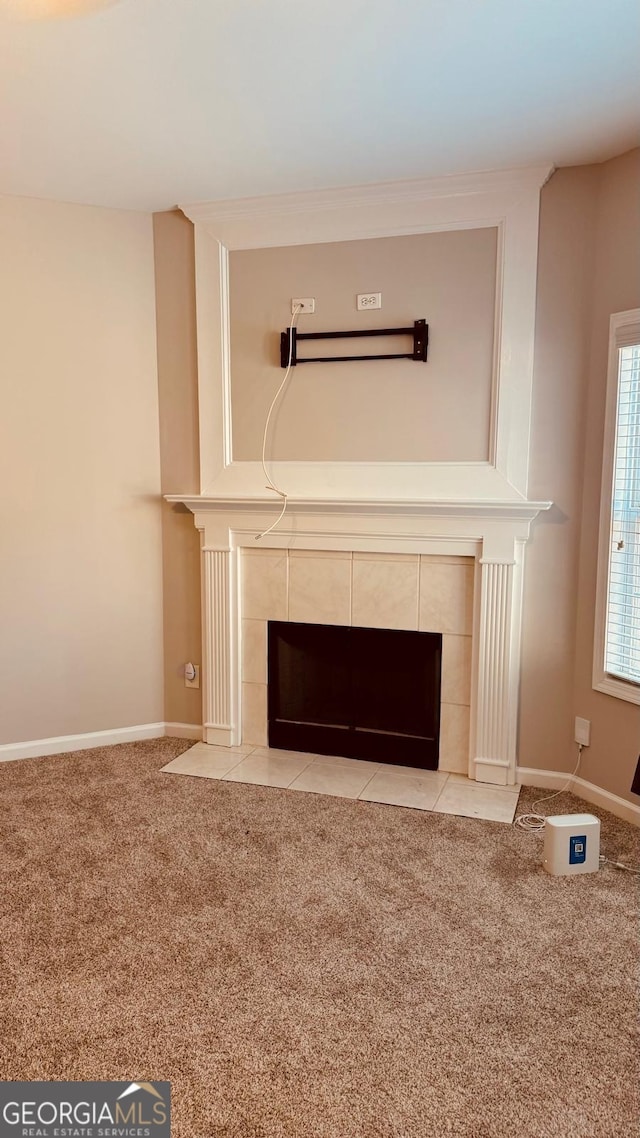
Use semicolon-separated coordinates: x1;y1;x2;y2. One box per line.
0;738;638;1138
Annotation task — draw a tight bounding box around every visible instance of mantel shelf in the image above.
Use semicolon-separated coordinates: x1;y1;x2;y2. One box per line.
165;494;552;523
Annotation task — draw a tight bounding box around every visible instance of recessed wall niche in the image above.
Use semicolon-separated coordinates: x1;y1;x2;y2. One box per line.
229;227;498;464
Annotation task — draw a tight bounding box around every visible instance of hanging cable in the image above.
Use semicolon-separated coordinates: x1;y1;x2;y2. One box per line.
255;304;302;541
514;746;640;873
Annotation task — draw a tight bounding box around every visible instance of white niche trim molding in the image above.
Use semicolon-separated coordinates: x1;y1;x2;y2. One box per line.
180;163;553;503
167;497;551;786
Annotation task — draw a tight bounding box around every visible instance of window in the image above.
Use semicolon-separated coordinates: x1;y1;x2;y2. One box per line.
594;310;640;703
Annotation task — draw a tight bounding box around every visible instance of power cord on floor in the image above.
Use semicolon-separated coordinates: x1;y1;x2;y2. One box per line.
513;748;640;873
599;855;640;875
255;304;302;542
513;745;583;832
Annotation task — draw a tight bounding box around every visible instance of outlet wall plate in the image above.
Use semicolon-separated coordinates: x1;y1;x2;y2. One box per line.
357;292;382;310
185;663;200;689
574;716;591;746
291;297;315;314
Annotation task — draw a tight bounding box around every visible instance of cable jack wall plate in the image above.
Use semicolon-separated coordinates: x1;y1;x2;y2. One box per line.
291;298;315;314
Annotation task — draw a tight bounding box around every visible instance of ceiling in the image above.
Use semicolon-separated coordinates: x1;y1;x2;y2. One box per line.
1;0;639;212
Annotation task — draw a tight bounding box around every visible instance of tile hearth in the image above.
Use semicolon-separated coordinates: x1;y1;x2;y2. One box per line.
162;743;521;824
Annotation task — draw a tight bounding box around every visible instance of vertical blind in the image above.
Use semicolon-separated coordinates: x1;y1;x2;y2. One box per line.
606;343;640;685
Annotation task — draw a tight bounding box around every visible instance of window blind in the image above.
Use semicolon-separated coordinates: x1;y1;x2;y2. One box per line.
605;343;640;685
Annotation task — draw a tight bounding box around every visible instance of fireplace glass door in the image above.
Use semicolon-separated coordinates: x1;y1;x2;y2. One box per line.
268;621;441;768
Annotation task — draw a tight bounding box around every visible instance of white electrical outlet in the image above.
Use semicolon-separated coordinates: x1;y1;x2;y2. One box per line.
291;297;315;314
575;716;591;746
184;663;200;689
357;292;382;310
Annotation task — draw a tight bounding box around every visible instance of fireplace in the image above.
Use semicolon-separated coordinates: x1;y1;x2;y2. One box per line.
169;167;552;787
169;499;551;786
268;621;442;767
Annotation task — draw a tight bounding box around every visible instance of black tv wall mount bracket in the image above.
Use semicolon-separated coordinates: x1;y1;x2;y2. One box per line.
280;319;428;367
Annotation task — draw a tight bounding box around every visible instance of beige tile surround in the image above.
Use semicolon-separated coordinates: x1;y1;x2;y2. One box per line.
241;549;474;774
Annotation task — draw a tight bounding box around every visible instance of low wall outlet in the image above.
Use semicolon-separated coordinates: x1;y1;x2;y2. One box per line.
291;297;315;314
574;716;591;746
357;292;382;310
184;663;200;689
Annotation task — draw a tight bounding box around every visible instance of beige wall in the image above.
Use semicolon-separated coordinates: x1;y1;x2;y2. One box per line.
520;166;599;777
153;211;202;728
573;149;640;800
0;194;164;744
521;150;640;804
230;228;497;462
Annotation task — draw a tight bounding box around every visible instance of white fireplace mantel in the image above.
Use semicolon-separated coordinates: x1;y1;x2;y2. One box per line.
167;495;551;785
172;165;555;787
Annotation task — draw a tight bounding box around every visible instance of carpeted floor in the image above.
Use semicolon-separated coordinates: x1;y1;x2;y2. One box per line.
0;738;638;1138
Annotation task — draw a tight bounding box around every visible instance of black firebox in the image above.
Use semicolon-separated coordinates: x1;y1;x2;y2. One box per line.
267;621;442;769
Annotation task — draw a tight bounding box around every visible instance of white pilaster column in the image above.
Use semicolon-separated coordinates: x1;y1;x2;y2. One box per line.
473;550;523;785
201;547;235;746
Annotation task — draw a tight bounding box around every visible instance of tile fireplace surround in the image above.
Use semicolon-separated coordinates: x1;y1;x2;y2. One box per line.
241;548;472;772
167;499;550;786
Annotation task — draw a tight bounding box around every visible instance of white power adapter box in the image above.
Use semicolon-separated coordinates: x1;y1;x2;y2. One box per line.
543;814;600;875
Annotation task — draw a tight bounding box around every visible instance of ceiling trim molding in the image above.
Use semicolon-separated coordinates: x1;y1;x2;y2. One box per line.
180;165;555;226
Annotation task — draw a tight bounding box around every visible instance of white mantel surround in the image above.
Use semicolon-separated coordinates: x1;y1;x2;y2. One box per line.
171;165;555;787
168;497;551;785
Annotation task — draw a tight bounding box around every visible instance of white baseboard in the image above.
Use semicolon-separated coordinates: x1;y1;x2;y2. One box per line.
517;766;640;827
164;722;203;741
516;768;572;791
0;722;166;763
0;721;203;763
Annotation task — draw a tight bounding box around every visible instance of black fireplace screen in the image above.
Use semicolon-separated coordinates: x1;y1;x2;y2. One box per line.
267;621;441;769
